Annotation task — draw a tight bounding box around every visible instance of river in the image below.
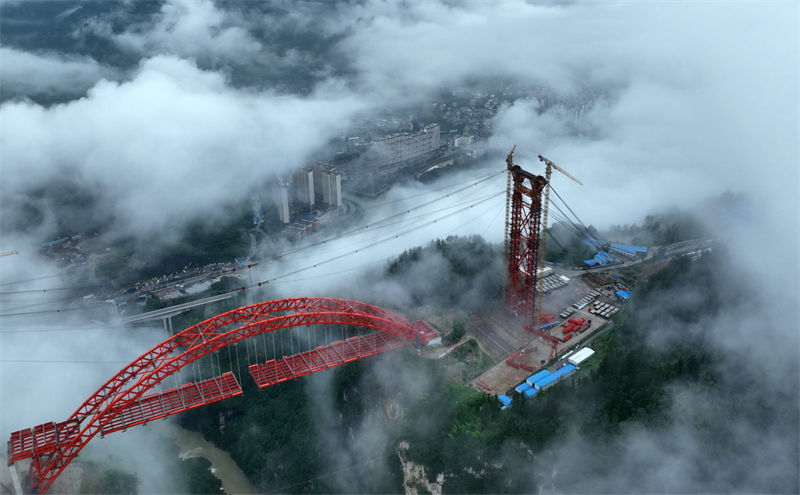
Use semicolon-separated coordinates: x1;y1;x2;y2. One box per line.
159;423;258;494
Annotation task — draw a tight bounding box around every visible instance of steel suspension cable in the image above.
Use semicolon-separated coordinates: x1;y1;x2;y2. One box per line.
273;181;503;262
255;191;505;288
0;190;503;319
550;185;597;240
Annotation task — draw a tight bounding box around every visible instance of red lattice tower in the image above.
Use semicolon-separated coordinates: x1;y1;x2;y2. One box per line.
504;146;547;323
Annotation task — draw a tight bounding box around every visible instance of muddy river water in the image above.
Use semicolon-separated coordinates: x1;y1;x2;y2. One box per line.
161;424;257;494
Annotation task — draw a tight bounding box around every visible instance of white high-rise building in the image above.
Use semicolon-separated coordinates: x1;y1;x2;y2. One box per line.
321;170;342;207
274;183;290;224
312;162;327;195
309;162;342;208
293;169;315;206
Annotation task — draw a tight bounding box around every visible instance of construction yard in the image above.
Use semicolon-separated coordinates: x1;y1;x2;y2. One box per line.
465;268;631;395
411;150;650;396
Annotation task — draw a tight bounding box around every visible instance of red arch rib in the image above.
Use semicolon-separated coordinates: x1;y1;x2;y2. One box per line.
10;297;430;494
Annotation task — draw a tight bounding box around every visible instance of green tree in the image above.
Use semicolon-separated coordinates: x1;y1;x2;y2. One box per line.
444;320;466;345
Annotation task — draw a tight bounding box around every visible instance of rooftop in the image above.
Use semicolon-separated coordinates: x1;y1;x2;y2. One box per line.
609;243;648;254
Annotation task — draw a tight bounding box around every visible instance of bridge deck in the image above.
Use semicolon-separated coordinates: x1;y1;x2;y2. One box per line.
249;332;407;388
7;373;242;463
7;420;80;464
101;372;243;435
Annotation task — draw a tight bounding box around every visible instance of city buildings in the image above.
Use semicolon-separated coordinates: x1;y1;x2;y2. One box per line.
273;164;343;239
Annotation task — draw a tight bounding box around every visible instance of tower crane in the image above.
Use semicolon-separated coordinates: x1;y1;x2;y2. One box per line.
534;155;582;329
0;250;19;258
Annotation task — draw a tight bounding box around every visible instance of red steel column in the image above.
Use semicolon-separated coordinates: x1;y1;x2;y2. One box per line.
506;164;547;323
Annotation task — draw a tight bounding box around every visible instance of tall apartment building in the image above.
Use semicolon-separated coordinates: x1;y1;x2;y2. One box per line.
273;182;290;224
320;170;342;207
371;123;441;168
311;162;329;195
293;169;315;206
310;162;342;208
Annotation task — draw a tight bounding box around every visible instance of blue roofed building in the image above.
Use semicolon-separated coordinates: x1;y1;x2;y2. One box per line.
609;243;648;258
526;369;552;387
583;237;605;249
533;364;577;390
515;382;533;394
585;250;619;267
514;382;540;399
596;251;615;262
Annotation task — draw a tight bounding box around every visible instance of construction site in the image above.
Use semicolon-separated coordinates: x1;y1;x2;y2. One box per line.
423;148;645;401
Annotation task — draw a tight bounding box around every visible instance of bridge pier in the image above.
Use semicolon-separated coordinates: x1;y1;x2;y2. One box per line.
162;316;174;335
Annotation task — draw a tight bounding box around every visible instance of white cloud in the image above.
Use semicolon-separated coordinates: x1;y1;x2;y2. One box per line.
103;0;262;61
0;56;366;241
0;47;114;96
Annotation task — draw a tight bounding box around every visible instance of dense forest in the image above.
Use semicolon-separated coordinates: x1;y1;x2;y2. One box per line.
374;235;503;311
178;241;797;493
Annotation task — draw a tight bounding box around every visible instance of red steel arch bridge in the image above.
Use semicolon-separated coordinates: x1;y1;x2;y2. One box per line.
6;297;437;494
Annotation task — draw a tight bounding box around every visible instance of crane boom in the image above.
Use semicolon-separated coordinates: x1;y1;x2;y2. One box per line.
538;155;583;186
0;250;19;258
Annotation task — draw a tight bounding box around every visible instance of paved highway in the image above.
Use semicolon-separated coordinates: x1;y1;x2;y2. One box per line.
113;290;240;325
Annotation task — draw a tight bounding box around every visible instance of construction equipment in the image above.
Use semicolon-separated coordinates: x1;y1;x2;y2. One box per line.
524;325;561;361
0;250;19;258
505;347;539;372
534;155;582;328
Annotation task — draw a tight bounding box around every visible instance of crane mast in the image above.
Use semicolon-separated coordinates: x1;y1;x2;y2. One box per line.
503;147;514;304
535;155;583;328
534;161;553;329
